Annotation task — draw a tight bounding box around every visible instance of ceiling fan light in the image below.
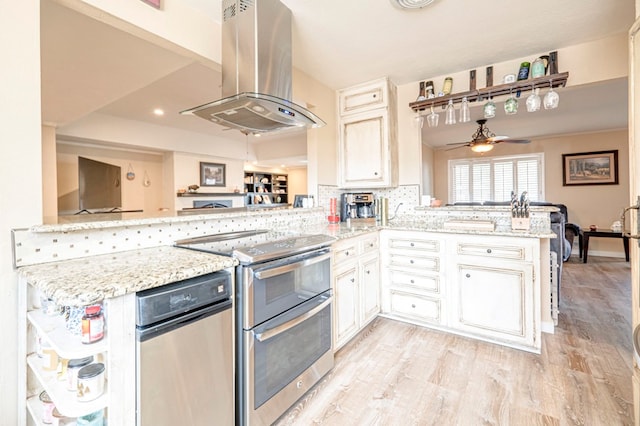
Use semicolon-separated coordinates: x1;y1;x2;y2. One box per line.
390;0;436;9
471;143;494;153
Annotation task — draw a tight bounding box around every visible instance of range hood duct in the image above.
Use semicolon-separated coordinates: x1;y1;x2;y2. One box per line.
181;0;325;135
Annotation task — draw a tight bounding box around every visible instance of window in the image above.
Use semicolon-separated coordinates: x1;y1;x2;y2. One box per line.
449;153;544;203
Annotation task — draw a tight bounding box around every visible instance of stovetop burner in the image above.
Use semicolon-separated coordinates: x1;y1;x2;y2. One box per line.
175;230;335;264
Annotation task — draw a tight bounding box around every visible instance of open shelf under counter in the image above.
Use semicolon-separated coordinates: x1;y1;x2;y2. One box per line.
27;354;108;419
28;310;107;360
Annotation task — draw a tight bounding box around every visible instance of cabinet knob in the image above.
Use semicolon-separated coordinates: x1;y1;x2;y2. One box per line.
374;172;379;176
410;279;415;284
486;249;492;254
410;259;414;264
345;251;350;256
350;278;355;283
410;242;415;247
466;273;471;278
411;304;416;308
366;270;370;274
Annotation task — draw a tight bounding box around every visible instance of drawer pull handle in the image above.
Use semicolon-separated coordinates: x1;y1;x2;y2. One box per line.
466;273;471;278
486;249;492;254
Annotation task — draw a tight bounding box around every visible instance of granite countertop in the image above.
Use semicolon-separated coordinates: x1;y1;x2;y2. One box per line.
18;246;237;306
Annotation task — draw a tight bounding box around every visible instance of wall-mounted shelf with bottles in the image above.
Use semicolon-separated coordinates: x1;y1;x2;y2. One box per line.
408;71;569;112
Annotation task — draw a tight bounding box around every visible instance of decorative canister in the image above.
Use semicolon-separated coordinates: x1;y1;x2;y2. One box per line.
39;390;55;424
65;305;84;336
41;342;58;372
67;355;94;391
51;408;74;426
77;409;104;426
77;363;105;402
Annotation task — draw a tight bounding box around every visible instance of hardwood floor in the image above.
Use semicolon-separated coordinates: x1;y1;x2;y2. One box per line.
275;256;633;426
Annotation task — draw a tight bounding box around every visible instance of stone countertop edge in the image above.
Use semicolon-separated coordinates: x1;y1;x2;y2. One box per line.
18;246;238;306
32;207;325;233
413;205;560;212
19;222;554;307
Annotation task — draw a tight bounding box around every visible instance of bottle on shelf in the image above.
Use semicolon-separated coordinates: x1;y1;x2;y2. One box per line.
517;62;530;80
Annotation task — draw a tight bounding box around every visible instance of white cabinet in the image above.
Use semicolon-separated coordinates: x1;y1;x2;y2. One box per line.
332;233;380;350
380;230;445;326
337;77;397;189
380;230;542;353
447;235;540;351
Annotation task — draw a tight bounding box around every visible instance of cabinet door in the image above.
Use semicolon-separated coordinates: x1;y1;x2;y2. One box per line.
450;261;534;346
333;265;359;350
360;254;380;326
339;109;388;188
339;79;388;115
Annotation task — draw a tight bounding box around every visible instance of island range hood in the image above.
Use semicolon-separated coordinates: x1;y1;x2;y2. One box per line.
181;0;325;135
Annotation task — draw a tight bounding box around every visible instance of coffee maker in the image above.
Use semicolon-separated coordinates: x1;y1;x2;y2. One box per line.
340;192;375;222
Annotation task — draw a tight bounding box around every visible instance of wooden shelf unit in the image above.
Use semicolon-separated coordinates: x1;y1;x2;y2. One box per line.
244;172;288;205
409;72;569;112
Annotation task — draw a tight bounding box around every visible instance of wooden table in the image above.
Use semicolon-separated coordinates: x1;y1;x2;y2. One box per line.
580;229;629;263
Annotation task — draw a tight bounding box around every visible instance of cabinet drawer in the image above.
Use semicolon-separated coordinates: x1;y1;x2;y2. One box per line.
360;235;379;254
456;242;529;261
333;241;359;265
389;238;440;253
390;291;441;323
339;79;388;115
389;270;440;294
389;253;439;272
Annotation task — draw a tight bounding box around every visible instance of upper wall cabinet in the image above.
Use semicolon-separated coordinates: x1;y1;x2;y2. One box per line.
337;77;398;189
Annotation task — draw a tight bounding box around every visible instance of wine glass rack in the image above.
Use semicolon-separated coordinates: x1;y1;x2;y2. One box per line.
409;71;569;112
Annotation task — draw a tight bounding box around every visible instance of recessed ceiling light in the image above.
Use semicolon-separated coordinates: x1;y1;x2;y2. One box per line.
153;108;164;116
391;0;435;9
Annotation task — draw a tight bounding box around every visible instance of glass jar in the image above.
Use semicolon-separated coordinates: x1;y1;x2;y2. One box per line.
77;362;105;402
505;96;518;115
77;409;104;426
81;304;104;344
67;355;94;391
531;57;546;78
39;391;55;424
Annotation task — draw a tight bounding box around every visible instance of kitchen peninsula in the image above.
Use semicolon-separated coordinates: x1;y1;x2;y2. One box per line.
15;204;555;424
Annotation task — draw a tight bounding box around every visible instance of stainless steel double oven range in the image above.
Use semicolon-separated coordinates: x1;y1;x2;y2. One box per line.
176;230;335;426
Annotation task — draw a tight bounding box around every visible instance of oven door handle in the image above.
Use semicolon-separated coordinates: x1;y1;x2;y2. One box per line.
255;296;332;342
254;252;331;280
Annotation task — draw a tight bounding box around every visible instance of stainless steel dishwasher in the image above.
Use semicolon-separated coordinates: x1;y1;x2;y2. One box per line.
135;271;233;426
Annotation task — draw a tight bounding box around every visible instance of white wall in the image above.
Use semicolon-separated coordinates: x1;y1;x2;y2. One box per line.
1;1;42;423
56;142;166;213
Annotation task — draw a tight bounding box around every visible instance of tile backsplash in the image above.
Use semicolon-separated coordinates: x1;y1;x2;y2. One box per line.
317;184;420;217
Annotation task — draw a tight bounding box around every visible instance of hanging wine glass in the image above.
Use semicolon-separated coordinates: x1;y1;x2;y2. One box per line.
445;99;456;125
526;85;541;112
426;104;439;127
544;80;559;109
459;97;471;123
504;87;518;115
483;94;496;119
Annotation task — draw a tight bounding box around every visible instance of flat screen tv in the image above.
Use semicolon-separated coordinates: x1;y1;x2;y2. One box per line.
78;157;122;211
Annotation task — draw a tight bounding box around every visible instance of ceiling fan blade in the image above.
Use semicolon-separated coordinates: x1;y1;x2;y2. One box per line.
488;135;509;142
498;138;531;144
445;141;471;146
445;144;470;151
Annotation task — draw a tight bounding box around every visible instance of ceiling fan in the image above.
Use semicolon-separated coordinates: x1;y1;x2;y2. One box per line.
446;119;530;153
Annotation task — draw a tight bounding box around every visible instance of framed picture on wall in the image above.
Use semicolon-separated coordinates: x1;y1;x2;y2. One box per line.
562;150;619;186
200;162;226;187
